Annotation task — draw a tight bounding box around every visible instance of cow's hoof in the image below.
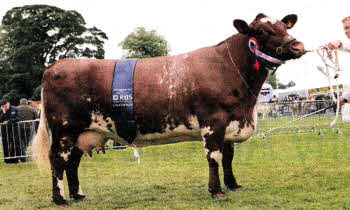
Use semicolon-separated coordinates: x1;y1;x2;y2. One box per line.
70;194;86;201
212;192;226;199
227;185;243;191
52;198;69;206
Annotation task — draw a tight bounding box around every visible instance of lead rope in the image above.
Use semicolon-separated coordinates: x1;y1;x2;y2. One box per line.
257;47;342;138
226;42;257;148
256;104;336;138
225;42;258;101
315;47;341;128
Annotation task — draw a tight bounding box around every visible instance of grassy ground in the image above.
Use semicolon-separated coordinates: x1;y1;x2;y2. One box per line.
1;131;350;209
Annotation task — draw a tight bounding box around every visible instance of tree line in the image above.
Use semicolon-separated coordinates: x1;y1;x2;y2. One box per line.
0;5;170;104
0;4;293;104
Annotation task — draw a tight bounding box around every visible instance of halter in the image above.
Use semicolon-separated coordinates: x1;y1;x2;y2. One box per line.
249;36;296;74
225;36;296;101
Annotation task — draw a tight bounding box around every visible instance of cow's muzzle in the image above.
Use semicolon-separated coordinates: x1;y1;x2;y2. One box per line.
290;41;306;57
278;35;306;58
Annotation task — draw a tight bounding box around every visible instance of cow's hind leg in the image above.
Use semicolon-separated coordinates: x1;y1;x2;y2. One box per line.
50;135;78;205
50;141;69;206
66;147;85;201
222;141;242;191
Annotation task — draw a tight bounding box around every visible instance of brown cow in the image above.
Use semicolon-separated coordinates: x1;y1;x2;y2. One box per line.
32;13;305;205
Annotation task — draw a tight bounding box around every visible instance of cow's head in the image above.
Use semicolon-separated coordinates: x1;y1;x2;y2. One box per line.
233;13;305;61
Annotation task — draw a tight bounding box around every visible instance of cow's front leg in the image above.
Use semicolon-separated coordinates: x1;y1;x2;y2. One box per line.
222;141;242;191
201;126;225;199
66;147;85;201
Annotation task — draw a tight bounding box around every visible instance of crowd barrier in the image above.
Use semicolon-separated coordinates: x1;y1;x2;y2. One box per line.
255;100;350;137
0;120;38;163
0;120;125;163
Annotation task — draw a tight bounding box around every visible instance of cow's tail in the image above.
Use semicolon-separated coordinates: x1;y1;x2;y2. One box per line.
32;88;51;173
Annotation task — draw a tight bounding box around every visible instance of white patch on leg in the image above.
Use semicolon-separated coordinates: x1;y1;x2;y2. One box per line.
204;148;209;156
200;126;213;137
201;126;213;156
78;185;85;196
60;151;71;162
210;150;223;164
57;178;65;199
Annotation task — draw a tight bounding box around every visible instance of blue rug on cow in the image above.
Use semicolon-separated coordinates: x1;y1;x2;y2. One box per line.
111;59;138;144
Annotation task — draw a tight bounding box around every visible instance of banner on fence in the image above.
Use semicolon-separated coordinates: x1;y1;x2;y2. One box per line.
308;84;344;96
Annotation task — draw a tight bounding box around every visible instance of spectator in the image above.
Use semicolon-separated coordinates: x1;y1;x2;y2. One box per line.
327;16;350;51
17;98;37;121
17;98;37;161
327;16;350;106
0;99;23;164
28;99;41;119
28;99;41;133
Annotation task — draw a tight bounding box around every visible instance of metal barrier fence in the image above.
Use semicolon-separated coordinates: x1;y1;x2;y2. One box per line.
0;120;39;163
255;100;350;137
0;120;126;163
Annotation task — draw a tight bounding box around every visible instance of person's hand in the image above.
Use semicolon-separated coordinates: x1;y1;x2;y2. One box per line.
327;40;342;50
1;106;6;114
340;98;345;106
1;121;8;125
336;98;346;107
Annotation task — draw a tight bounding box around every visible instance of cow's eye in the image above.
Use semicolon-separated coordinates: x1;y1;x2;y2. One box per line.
266;30;275;36
255;29;263;35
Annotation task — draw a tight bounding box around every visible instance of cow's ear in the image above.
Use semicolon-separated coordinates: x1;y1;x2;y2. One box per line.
281;14;297;29
233;19;251;35
255;13;267;21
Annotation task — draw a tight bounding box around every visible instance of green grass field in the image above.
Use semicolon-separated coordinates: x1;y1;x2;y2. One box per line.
1;131;350;209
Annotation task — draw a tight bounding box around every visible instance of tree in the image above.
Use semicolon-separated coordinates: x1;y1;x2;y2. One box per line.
278;80;296;89
266;73;277;89
266;73;296;89
119;27;169;58
0;5;108;103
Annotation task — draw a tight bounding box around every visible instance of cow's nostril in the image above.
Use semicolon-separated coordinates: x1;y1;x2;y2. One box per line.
290;43;305;55
291;47;300;52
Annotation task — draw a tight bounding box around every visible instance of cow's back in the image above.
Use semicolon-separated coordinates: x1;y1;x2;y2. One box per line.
42;57;196;139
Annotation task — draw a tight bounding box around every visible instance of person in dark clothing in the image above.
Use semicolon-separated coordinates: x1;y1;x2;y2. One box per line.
0;99;23;164
17;98;37;121
17;98;38;162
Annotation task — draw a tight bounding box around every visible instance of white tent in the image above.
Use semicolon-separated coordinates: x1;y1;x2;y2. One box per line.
276;87;309;101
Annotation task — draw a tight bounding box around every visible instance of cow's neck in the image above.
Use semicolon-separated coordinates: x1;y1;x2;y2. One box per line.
218;34;269;105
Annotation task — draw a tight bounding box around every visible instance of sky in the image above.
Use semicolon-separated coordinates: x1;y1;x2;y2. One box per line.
1;0;350;90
